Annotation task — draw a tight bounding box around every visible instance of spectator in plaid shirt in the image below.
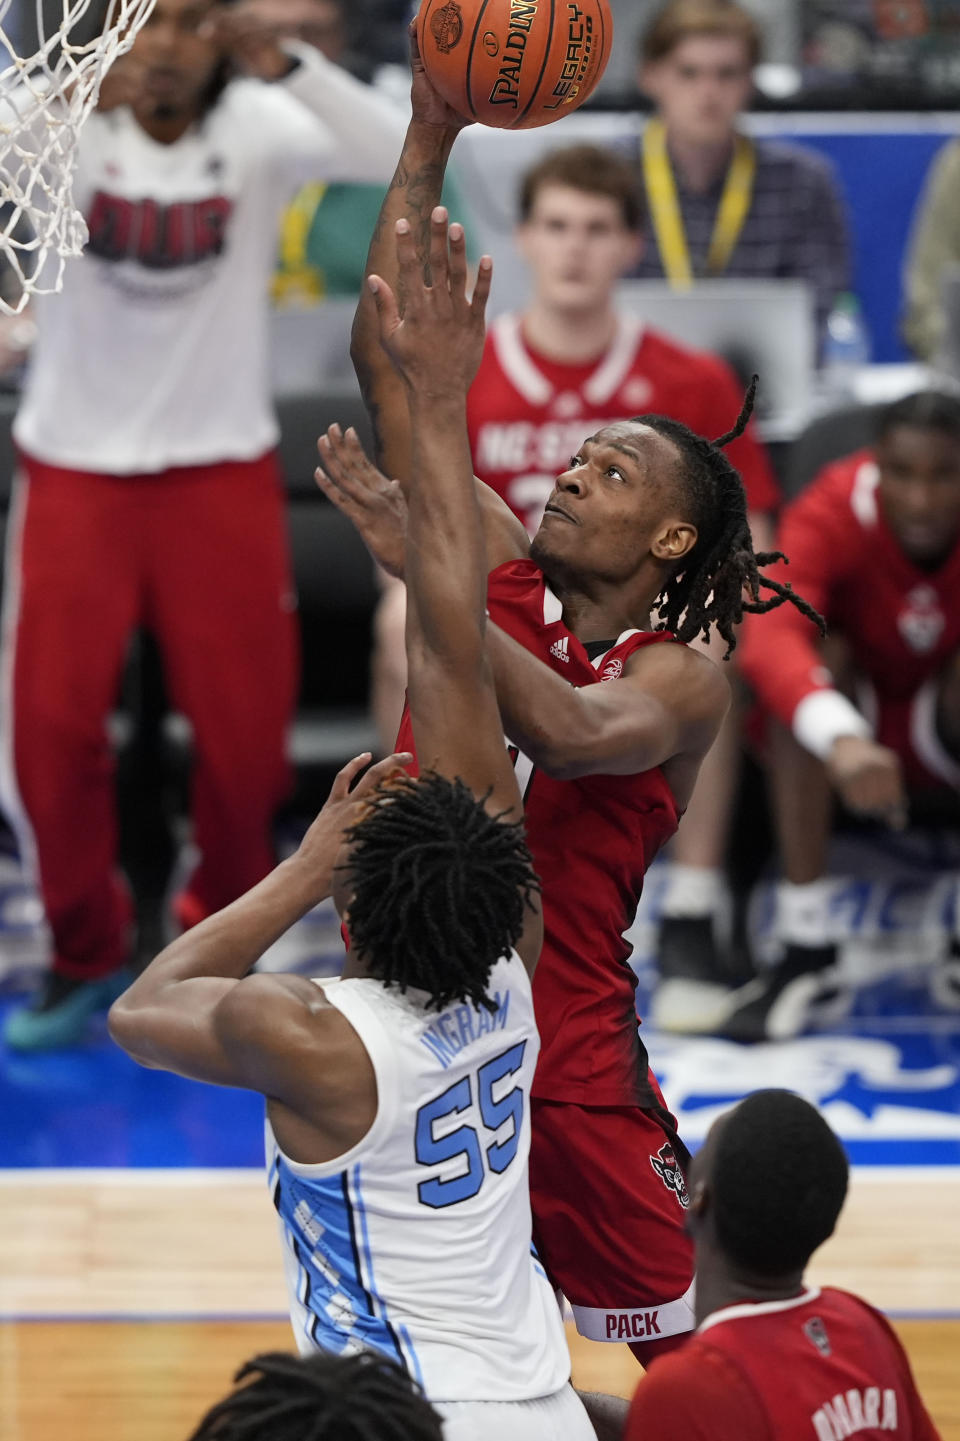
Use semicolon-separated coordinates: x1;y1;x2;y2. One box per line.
631;0;850;347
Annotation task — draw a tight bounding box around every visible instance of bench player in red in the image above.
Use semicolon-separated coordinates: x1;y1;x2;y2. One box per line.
625;1089;941;1440
728;391;960;1040
319;51;822;1362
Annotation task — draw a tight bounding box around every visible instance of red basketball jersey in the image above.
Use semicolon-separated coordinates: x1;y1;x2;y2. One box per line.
625;1286;941;1441
466;313;779;534
395;558;681;1107
739;451;960;727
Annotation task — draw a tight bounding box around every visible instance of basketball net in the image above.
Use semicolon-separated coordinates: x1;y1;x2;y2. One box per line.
0;0;158;315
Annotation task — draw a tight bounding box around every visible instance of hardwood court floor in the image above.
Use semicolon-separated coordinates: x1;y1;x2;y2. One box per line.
1;1169;958;1440
3;1320;957;1441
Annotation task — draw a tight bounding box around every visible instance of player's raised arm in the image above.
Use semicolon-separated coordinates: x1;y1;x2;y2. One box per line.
107;750;410;1089
368;213;530;816
350;27;470;482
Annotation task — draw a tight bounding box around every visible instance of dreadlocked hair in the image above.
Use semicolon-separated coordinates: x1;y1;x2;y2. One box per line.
633;377;826;658
343;771;540;1014
185;1350;444;1441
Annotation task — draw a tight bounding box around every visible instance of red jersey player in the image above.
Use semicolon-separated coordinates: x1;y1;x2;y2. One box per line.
320;62;821;1364
370;140;782;1038
727;392;960;1042
625;1089;941;1441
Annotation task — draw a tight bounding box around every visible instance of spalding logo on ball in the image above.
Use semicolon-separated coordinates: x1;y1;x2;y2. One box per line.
417;0;612;130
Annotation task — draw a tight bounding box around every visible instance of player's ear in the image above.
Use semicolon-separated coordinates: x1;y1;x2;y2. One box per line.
651;520;697;563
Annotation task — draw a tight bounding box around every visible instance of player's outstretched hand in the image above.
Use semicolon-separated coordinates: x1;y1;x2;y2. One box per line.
296;750;413;882
367;206;492;400
826;736;908;830
408;19;473;133
316;424;408;577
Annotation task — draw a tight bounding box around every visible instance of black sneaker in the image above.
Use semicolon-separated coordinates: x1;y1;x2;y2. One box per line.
719;943;847;1043
651;916;735;1034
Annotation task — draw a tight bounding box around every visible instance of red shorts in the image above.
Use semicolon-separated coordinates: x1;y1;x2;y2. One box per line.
529;1085;695;1348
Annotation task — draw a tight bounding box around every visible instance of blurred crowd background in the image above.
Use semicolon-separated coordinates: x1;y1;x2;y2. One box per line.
4;0;960;1052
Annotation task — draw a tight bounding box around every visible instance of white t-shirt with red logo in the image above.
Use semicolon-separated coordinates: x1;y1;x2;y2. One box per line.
11;45;403;474
466;312;779;534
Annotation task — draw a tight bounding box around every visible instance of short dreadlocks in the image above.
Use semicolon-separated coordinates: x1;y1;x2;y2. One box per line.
342;771;540;1013
185;1350;443;1441
635;378;826;657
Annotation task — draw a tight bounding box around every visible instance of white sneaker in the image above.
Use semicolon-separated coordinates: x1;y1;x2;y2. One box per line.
649;977;737;1034
929;947;960;1012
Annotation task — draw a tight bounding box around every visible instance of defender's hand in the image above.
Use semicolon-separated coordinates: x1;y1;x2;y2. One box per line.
316;424;408;578
295;751;413;886
826;736;908;829
368;207;492;399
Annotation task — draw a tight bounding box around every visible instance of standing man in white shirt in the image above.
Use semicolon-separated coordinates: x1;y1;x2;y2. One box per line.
1;0;403;1051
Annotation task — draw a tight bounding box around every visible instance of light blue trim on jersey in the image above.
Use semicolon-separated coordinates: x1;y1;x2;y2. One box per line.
399;1324;425;1391
272;1152;405;1368
349;1162;424;1386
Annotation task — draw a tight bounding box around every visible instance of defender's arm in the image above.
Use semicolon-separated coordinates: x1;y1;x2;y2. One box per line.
369;213;542;963
107;753;408;1090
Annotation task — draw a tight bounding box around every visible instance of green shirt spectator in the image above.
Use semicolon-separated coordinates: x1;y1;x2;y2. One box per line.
273;174;473;305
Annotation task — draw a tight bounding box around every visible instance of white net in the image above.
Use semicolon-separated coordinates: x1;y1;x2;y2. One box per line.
0;0;158;315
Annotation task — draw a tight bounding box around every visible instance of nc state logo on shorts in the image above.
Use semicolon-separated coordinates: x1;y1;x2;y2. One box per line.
649;1142;690;1210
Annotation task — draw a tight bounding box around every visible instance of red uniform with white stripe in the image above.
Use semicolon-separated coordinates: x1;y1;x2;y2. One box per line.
466;314;779;534
395;559;697;1351
625;1287;941;1441
739;451;960;789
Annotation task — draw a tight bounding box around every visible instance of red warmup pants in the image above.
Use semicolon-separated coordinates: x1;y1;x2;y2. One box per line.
3;450;299;980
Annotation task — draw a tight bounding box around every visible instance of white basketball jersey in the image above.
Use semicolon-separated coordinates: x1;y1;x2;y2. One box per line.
265;952;570;1403
9;46;402;474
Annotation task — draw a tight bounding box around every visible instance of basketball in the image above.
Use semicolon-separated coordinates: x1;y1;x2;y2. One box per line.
417;0;612;130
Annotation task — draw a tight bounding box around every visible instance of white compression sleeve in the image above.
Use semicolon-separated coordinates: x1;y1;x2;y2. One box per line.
792;689;872;762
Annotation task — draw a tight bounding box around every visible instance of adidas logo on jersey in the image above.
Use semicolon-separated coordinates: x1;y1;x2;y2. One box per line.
549;636;570;663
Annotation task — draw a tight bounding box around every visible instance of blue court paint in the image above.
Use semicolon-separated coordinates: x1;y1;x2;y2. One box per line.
644;1023;960;1166
2;991;958;1169
0;1003;264;1168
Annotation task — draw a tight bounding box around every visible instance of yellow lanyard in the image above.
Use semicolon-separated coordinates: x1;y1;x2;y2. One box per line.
272;182;328;305
641;117;756;289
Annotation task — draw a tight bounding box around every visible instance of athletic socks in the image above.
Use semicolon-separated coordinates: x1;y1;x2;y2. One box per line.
659;864;725;920
776;878;838;951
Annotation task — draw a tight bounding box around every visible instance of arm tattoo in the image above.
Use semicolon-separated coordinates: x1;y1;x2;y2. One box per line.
367;152;451;301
